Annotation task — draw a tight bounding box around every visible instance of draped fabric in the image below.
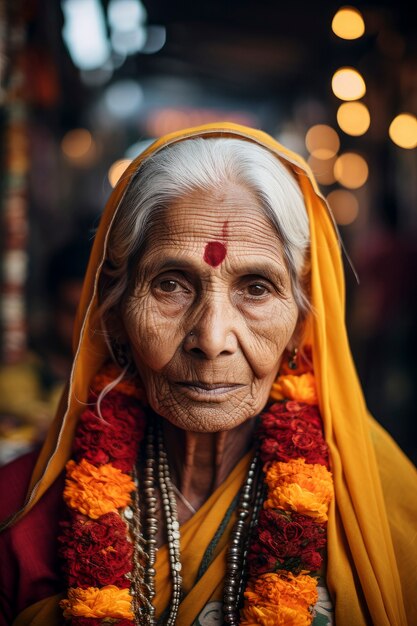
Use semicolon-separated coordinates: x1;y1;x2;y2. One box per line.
12;596;64;626
1;123;416;625
0;451;64;626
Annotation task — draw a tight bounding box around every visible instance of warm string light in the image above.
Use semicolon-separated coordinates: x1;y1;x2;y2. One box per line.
307;155;337;186
331;7;365;40
305;124;340;159
389;113;417;149
327;8;369;227
336;102;370;136
326;190;359;225
108;158;132;187
334;153;368;189
61;129;97;166
305;125;339;187
331;67;366;101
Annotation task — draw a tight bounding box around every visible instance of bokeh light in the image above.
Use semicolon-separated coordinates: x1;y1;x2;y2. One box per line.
305;124;340;159
277;129;305;156
388;113;417;149
111;27;147;55
326;190;359;225
336;102;370;136
332;7;365;40
141;25;166;54
307;155;337;186
334;153;369;189
105;80;144;118
108;0;148;55
146;108;257;137
61;0;110;70
125;139;154;159
81;63;113;87
108;158;132;187
331;67;366;101
108;0;146;31
61;129;97;165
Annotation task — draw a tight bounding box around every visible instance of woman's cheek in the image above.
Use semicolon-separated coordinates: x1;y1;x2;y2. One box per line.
126;304;180;371
243;306;298;378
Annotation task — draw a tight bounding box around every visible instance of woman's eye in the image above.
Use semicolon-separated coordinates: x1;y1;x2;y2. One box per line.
247;283;269;297
159;279;180;292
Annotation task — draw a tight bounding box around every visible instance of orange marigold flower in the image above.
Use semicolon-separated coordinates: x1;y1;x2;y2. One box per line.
60;586;133;619
270;373;317;405
241;573;318;625
264;458;333;522
63;459;135;519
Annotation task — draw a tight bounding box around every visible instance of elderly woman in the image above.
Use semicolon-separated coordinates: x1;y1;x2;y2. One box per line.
0;123;416;626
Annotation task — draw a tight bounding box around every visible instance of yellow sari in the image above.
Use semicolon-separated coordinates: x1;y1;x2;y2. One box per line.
3;123;417;626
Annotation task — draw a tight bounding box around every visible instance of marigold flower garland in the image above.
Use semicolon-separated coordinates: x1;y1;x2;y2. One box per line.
242;357;333;625
59;353;333;625
59;364;145;624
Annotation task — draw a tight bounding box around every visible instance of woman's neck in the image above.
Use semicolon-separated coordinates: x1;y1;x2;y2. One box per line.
162;417;256;513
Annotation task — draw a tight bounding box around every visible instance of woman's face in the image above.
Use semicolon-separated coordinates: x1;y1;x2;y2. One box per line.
122;182;300;432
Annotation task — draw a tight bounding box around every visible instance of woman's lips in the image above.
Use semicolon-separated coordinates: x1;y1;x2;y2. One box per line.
174;381;246;399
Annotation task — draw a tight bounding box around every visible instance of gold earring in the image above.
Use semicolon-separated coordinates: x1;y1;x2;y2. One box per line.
112;339;131;368
288;348;298;370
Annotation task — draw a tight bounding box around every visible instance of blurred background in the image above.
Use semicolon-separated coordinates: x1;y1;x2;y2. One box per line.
0;0;416;464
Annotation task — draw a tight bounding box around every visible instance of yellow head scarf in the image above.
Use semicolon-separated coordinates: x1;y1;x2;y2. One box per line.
4;123;416;625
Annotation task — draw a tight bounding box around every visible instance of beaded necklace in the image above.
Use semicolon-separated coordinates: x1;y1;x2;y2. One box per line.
59;353;333;625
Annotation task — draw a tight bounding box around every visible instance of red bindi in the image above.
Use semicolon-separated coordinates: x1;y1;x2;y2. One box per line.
203;241;227;267
203;220;229;267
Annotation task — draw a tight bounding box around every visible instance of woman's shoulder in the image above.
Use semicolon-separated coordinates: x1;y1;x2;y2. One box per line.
0;446;66;541
0;449;65;624
0;449;41;521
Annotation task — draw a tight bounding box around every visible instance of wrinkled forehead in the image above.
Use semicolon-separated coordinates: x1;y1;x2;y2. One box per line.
149;181;266;226
134;188;289;281
138;181;282;248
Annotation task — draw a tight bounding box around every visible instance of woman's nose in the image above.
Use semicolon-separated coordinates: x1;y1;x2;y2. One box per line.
183;296;238;360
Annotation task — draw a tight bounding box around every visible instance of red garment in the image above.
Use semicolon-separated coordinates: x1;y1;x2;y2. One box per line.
0;451;64;625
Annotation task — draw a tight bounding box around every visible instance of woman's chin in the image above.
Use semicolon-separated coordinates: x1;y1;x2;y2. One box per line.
149;387;261;433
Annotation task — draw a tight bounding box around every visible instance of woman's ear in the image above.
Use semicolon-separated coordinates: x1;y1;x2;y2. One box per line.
108;311;129;344
283;314;307;366
286;314;306;354
103;308;131;366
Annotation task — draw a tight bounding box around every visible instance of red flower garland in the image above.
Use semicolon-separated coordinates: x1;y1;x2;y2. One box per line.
73;389;145;472
246;400;329;584
258;400;329;468
59;513;133;588
247;509;326;577
241;396;332;624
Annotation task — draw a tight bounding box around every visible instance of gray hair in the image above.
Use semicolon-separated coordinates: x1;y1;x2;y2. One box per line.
100;137;311;333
